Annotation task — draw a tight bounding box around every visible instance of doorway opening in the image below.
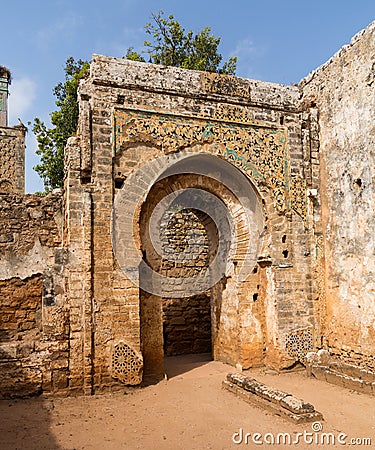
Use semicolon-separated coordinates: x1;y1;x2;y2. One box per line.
137;153;264;380
160;207;216;357
139;176;225;379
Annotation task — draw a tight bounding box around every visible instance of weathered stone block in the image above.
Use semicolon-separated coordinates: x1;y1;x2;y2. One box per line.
223;374;323;424
280;395;314;414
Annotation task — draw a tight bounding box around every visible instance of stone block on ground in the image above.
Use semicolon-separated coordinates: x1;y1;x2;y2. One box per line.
223;373;323;424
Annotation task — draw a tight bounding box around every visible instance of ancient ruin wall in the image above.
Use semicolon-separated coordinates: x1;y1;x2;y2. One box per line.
0;125;26;194
65;54;319;391
0;192;68;397
300;22;375;369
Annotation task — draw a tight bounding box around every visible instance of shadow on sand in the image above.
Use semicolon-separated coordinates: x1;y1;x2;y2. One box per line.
0;395;60;450
0;327;60;449
164;352;213;379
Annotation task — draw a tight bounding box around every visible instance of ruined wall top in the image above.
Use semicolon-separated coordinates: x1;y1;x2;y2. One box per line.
85;54;300;112
0;125;26;194
0;66;11;127
0;66;11;81
299;20;375;88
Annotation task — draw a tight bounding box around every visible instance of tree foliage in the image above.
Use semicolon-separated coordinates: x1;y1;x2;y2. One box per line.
32;57;89;192
33;12;237;193
126;11;237;75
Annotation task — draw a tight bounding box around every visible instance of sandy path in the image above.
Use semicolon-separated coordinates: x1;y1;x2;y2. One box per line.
1;354;374;449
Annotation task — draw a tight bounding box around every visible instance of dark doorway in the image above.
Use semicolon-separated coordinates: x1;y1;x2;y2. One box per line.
160;206;214;357
163;293;212;356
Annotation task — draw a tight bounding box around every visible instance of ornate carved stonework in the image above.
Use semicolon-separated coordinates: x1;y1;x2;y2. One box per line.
289;177;307;220
113;108;290;211
112;341;143;385
213;103;254;124
285;327;314;361
113;108;307;219
200;72;252;98
0;128;25;194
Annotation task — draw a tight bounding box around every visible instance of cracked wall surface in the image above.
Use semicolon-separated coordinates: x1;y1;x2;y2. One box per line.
0;191;69;397
300;21;375;370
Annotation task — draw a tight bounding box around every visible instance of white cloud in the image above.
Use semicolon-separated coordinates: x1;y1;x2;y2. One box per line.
109;26;145;58
231;37;257;59
230;37;261;79
8;77;37;125
35;13;83;49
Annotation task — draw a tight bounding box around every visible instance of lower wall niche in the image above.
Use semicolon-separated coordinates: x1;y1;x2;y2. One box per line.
112;341;143;385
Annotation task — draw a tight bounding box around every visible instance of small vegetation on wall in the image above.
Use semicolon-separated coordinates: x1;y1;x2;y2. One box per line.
126;10;237;75
32;11;237;193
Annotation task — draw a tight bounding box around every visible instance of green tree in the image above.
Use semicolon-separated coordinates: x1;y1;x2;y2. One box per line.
33;13;237;193
126;11;237;75
32;57;89;192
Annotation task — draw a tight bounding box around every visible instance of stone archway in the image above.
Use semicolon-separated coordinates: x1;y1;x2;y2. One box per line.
159;206;216;357
135;153;265;380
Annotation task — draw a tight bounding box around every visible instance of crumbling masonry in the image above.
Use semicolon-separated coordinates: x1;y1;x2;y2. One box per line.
0;22;374;396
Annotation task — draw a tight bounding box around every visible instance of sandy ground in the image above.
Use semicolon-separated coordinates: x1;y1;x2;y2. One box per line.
1;354;374;450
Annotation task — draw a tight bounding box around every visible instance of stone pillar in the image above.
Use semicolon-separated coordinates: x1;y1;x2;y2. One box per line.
0;65;25;194
0;66;10;127
0;126;26;194
64;136;94;394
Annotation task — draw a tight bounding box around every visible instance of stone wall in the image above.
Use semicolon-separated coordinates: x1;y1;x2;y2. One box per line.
0;192;62;254
0;192;68;397
62;53;320;391
163;294;212;356
300;21;375;370
3;22;375;396
0;125;26;194
160;208;212;356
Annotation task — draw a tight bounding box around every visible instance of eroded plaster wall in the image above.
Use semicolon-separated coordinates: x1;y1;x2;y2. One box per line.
0;192;68;397
300;22;375;370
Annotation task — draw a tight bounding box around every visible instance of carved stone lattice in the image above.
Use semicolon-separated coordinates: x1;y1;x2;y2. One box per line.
0;136;18;190
285;328;314;361
0;179;13;191
113;108;289;212
289;177;307;221
112;341;143;385
315;235;325;303
213;103;254;124
0;128;25;194
200;72;252;98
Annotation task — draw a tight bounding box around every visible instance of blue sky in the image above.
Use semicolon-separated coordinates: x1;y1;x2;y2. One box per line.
2;0;375;192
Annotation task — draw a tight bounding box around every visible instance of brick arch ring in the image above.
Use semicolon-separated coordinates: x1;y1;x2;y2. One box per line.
111;150;268;297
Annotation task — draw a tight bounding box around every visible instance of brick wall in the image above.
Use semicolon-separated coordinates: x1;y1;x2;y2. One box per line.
63;53;319;388
0;192;69;397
